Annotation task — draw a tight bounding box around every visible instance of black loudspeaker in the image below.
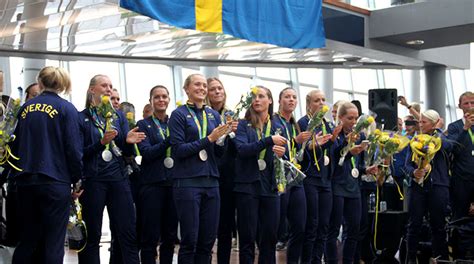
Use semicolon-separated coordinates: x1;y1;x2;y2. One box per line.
369;89;398;131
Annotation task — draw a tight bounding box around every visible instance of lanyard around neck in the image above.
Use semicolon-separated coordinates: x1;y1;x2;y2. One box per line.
186;105;208;139
256;117;272;160
152;116;171;158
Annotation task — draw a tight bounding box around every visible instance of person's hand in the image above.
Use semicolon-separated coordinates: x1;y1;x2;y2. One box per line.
464;112;474;130
398;96;409;107
315;133;332;146
230;121;239;133
126;127;146;144
349;144;365;155
366;165;379;175
295;131;312;144
331;124;343;142
272;145;286;157
413;168;426;180
347;132;360;143
72;189;84;200
272;135;287;146
207;124;228;143
101;130;118;145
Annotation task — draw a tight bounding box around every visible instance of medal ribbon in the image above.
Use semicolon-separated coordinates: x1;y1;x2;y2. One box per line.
90;109;110;152
277;113;297;162
186;105;208;139
256;116;272;160
312;120;328;172
468;128;474;145
152;116;171;157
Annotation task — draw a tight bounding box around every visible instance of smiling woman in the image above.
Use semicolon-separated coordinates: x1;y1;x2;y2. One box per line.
168;73;228;263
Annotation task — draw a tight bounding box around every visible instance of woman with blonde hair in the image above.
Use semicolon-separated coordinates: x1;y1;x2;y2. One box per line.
12;66;83;264
405;109;453;263
78;74;145;264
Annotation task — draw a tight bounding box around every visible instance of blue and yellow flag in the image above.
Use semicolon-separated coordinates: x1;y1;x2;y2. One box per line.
120;0;325;49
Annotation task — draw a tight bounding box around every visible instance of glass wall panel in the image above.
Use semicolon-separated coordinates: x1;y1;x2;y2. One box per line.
353;93;369;115
69;61;121;111
256;67;290;81
124;63;173;118
352;69;378;93
297;68;320;87
334;69;352;91
450;69;467;105
218;74;253;118
219;66;255;76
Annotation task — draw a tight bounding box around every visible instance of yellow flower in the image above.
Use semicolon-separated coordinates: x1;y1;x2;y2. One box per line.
105;112;112;118
277;183;285;193
176;100;183;107
367;116;375;124
251;87;259;95
379;135;390;143
126;112;134;120
412;141;423;150
101;96;110;105
390;138;401;145
14;98;21;105
321;105;329;113
374;129;382;136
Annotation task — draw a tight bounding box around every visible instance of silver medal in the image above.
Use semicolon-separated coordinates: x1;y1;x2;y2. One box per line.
258;159;267;171
324;155;330;166
199;150;208;161
135;155;142;166
164;157;174;168
102;150;113;162
351;168;359;178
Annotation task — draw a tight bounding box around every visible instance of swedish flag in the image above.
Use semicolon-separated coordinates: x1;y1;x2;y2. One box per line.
120;0;325;49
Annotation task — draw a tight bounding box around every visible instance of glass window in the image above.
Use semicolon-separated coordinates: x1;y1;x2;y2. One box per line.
351;69;378;93
68;61;121;111
353;94;368;115
218;66;255;76
181;67;201;80
256;67;290;81
124;63;173;118
218;74;253;118
383;69;403;90
333;69;352;91
297;68;320;86
333;91;352;102
450;69;467;104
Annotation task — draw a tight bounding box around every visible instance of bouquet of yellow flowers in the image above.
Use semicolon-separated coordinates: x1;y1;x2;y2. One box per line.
409;133;442;186
0;98;22;171
296;105;330;161
373;132;409;186
96;95;122;159
338;115;375;166
96;95;116;131
216;87;259;145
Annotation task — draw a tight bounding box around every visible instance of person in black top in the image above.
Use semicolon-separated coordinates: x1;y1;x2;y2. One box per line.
12;66;83;264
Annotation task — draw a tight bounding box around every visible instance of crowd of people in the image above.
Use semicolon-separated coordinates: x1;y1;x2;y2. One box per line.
0;66;473;264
